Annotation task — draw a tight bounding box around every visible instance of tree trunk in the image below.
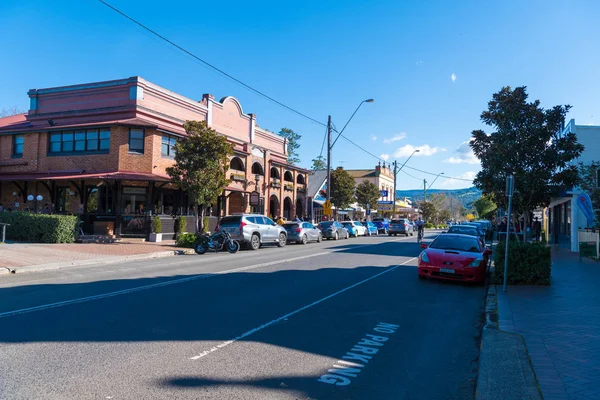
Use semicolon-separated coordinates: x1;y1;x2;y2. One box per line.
194;204;200;234
199;205;206;233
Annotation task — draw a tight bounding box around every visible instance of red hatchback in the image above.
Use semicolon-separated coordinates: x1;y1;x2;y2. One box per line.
418;234;491;284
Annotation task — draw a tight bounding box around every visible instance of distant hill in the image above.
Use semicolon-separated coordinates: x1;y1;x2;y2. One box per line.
395;187;482;208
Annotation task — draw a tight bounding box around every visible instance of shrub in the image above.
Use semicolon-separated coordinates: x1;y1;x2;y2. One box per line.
151;216;162;233
0;212;77;243
176;215;187;233
493;241;551;285
203;216;210;233
424;222;435;229
176;232;197;248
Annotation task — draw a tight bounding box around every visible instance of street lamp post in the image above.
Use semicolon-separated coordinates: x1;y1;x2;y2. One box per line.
326;99;374;203
427;172;445;191
423;172;444;201
392;149;420;217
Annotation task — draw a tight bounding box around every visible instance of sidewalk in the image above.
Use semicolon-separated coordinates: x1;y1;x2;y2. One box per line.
0;240;192;274
497;249;600;400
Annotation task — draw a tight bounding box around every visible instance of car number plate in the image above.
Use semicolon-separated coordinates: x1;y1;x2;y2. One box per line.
440;268;455;274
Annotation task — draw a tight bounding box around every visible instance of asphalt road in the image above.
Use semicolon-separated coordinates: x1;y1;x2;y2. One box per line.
0;232;486;400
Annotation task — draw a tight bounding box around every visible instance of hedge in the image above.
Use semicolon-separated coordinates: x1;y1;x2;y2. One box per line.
176;216;187;233
176;232;197;248
0;212;78;243
493;241;551;285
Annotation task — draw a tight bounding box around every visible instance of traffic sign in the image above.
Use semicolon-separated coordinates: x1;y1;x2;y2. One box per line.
323;200;333;216
380;190;388;197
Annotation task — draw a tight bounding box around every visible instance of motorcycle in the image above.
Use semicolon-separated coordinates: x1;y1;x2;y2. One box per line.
194;229;240;255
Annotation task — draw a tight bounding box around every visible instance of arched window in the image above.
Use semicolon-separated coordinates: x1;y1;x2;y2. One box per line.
296;174;305;184
284;171;294;182
270;167;280;180
229;157;245;171
251;162;264;175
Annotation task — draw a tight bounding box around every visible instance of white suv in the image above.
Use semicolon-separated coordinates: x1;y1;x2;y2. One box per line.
217;214;287;250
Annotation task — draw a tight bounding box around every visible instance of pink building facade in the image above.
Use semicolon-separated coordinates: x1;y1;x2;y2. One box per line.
0;77;308;237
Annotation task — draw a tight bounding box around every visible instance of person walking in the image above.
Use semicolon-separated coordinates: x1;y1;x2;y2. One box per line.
277;216;285;226
532;217;542;241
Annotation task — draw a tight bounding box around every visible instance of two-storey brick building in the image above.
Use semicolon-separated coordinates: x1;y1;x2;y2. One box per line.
0;77;308;237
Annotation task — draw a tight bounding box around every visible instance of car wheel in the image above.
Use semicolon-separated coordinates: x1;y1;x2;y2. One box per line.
317;234;322;243
301;234;308;245
334;232;339;241
388;233;392;236
250;234;260;250
277;233;287;247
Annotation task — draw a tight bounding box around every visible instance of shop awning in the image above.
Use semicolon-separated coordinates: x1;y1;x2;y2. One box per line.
548;196;572;208
0;170;170;182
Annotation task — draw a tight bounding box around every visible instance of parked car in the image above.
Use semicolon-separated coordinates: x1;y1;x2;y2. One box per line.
372;217;390;234
446;225;481;238
362;221;378;236
461;222;487;241
318;221;349;240
283;221;323;244
418;233;492;284
216;214;287;250
388;218;414;236
342;221;367;237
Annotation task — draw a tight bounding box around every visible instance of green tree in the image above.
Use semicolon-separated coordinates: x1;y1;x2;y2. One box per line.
278;128;302;165
472;195;497;219
419;201;437;223
470;86;584;231
355;181;380;211
330;167;356;213
311;155;326;170
166;121;234;233
578;161;600;227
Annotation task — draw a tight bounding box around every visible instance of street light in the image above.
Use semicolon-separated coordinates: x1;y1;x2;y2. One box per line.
427;172;445;191
392;149;420;216
326;99;374;203
423;172;444;202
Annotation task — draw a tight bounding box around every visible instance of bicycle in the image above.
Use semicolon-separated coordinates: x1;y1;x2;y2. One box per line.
417;227;423;243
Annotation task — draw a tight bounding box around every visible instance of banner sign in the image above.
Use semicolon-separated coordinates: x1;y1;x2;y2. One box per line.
577;193;594;225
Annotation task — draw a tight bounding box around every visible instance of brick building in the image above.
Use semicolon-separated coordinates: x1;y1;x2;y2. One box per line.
0;77;308;237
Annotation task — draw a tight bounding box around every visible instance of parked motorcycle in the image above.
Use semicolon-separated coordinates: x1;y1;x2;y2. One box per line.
194;229;240;255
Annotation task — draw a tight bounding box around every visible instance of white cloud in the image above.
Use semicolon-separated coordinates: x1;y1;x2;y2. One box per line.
451;73;457;82
440;171;477;189
383;133;407;144
393;144;446;158
444;141;479;164
371;135;378;141
380;153;390;161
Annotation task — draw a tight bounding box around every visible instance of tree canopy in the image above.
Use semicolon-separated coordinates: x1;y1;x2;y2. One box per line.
470;86;584;219
166;120;234;233
278;128;302;165
311;156;326;170
330;167;356;212
355;181;380;210
472;195;497;219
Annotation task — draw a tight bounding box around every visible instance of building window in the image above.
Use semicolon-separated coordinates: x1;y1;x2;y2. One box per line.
12;134;24;158
161;134;177;158
129;128;145;154
49;129;110;155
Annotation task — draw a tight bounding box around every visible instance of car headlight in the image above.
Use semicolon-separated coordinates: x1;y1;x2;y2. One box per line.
469;257;483;267
420;252;430;263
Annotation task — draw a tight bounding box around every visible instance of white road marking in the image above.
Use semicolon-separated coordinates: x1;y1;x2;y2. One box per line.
0;235;418;318
188;257;417;360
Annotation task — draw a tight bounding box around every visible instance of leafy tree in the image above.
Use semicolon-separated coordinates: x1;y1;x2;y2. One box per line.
311;155;326;170
578;161;600;227
470;86;584;231
355;181;380;211
278;128;302;165
167;121;234;233
472;195;497;219
438;209;451;224
465;213;476;221
330;167;356;213
419;201;437;223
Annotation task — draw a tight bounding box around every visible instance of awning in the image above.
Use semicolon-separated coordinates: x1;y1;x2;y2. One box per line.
548;196;572;208
0;170;170;182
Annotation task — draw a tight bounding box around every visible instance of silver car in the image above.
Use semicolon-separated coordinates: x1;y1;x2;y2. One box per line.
388;218;414;236
283;222;323;244
217;214;287;250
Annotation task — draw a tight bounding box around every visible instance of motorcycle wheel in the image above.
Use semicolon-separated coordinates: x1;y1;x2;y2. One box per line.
227;240;240;253
194;243;208;255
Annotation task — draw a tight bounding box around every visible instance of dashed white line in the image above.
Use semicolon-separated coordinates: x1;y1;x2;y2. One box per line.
188;257;418;360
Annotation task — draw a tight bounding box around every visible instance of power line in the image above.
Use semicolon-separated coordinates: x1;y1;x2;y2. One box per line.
399;168;422;181
403;164;473;182
97;0;327;128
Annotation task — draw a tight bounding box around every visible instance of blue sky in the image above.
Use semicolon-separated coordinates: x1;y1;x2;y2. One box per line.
1;0;599;189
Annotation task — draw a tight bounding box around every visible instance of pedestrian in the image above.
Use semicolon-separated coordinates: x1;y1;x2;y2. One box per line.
41;203;51;214
277;216;285;225
294;215;302;222
532;217;542;241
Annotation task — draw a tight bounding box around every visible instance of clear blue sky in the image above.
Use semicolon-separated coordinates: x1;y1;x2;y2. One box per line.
1;0;599;189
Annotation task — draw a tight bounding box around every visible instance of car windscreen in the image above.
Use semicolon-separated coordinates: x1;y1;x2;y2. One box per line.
319;222;333;228
219;216;241;225
448;226;478;235
283;223;299;229
342;222;353;227
429;235;481;252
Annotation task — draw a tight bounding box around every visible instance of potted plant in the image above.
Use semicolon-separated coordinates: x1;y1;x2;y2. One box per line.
149;215;163;242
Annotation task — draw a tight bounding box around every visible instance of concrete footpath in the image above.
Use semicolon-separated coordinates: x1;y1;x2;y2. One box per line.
0;240;192;274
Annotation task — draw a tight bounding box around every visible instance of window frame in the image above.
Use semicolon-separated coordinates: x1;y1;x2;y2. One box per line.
161;134;177;158
12;134;24;158
128;128;145;154
47;128;111;156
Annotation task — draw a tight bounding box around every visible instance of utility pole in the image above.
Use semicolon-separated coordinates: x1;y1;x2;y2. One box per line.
392;160;398;217
450;196;454;221
326;115;332;202
503;174;514;293
423;179;427;202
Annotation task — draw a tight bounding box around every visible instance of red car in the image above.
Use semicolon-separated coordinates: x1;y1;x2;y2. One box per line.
418;234;491;284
